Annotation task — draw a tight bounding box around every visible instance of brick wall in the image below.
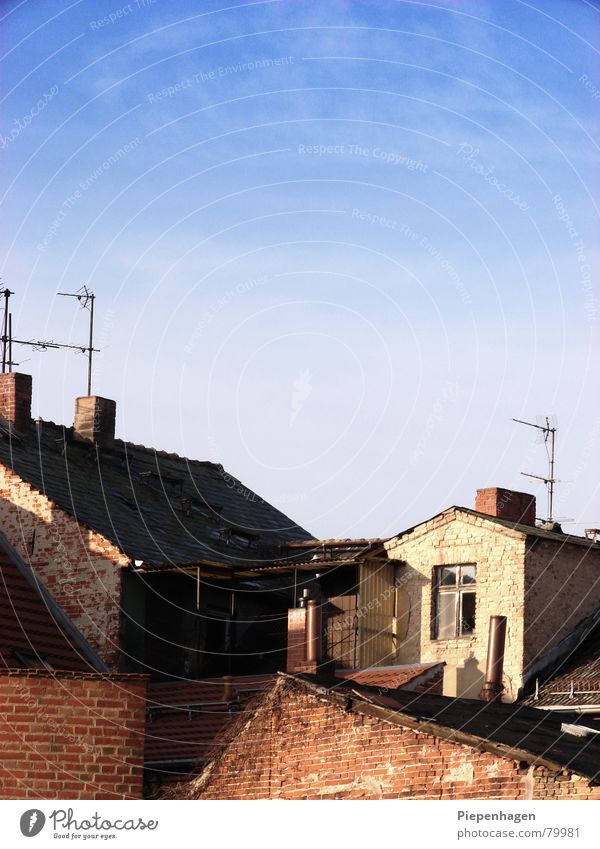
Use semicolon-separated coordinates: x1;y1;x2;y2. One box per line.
383;510;600;700
0;670;146;799
524;538;600;675
0;373;32;433
190;680;600;800
385;511;527;700
476;487;536;527
0;465;129;669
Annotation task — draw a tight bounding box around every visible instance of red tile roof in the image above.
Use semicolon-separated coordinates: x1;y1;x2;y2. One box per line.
335;663;444;692
0;534;95;672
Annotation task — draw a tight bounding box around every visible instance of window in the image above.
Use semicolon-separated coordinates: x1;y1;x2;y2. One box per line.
433;564;476;639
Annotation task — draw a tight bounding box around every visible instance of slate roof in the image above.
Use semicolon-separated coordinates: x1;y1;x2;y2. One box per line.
0;418;313;568
0;531;104;672
524;624;600;709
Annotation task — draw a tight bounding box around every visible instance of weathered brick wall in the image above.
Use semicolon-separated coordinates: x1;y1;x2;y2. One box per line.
0;670;146;799
385;512;526;700
0;465;128;669
192;683;600;800
524;539;600;674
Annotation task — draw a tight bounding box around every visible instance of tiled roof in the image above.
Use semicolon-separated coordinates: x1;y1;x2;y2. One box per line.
0;419;313;568
0;532;101;672
524;625;600;709
335;663;443;692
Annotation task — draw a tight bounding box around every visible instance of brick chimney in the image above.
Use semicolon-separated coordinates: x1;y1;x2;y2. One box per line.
0;372;32;432
73;396;116;449
475;487;536;527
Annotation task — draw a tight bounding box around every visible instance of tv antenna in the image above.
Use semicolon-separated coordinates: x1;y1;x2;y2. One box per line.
57;286;96;395
1;286;100;395
512;416;557;524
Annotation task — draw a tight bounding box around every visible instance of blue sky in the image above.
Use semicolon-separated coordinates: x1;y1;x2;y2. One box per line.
1;0;598;539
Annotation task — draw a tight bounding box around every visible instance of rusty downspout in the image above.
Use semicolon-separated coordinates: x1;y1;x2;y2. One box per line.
306;599;323;665
480;615;507;701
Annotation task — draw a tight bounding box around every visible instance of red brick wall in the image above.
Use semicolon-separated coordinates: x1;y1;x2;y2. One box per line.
475;487;536;527
0;670;146;799
191;681;600;800
0;465;129;669
0;373;32;433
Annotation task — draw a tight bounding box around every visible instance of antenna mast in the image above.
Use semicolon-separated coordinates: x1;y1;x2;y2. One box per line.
512;416;557;524
57;286;96;395
1;288;13;372
0;286;100;393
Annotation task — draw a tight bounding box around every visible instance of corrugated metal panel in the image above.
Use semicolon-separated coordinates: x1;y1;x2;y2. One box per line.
326;595;358;669
357;561;395;667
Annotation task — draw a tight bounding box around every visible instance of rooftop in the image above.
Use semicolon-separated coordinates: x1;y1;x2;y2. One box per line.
525;621;600;710
0;417;313;569
0;531;103;672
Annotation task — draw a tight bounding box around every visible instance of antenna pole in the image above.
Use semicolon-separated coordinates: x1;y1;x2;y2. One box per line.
87;292;95;396
548;418;555;523
512;416;558;525
1;288;12;373
57;286;98;395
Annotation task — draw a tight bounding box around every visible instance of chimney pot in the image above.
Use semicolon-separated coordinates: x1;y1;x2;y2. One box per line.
0;372;32;432
73;395;116;449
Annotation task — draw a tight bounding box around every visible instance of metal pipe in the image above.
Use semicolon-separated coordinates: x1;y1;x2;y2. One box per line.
480;615;507;701
87;292;94;395
222;675;236;702
306;599;322;664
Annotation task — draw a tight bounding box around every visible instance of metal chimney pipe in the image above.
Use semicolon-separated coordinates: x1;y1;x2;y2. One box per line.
222;675;236;702
480;615;507;701
305;599;322;664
